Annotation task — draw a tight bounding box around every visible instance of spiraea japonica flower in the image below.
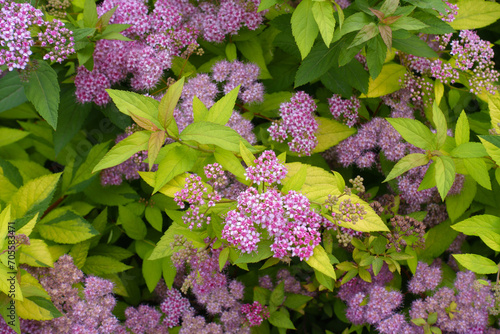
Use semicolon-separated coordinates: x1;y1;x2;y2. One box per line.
268;91;319;156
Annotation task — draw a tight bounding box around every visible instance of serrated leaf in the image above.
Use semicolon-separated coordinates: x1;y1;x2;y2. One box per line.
148;224;206;260
384;153;429;182
291;0;319;59
432;101;447;148
37;208;99;244
451;214;500;236
143;250;163;292
445;175;476;222
159;77;184;129
312;0;336;47
269;309;296;329
154;144;200;193
392;35;438;58
480;136;500;165
451;0;500;30
434;156;455;200
207;86;240;125
387;118;437;150
117;205;147;240
82;256;132;275
305;245;336;280
148;131;166;170
19;239;53;267
281;164;307;193
234;240;273;264
390;16;428;30
295;42;339;88
478;232;500;252
349;22;378;49
313;117;356;153
214;147;246;181
9;173;61;221
361;63;406;98
179;122;257;153
219;247;229;271
366;34;387;79
22;61;60;130
93;131;150;172
463;157;491;190
83;0;98;27
145;206;163;232
0;71;27;113
455;111;470;146
452;254;498;274
235;38;272;79
450;143;487;158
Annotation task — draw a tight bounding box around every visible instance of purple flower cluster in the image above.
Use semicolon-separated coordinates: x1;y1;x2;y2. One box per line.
328;94;361;127
431;30;499;95
408;261;443;294
100;126;150;186
335;117;407;168
0;0;74;73
410;271;494;333
212;60;264;103
75;0;266;105
268;91;319;156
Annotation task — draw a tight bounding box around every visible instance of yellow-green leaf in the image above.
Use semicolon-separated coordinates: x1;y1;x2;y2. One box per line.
360;63;406;98
291;0;319;59
313;117;356;153
451;0;500;30
305;245;336;280
453;253;498;274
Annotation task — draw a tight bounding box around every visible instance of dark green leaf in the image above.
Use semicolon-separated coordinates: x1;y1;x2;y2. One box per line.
0;71;27;113
366;35;387;79
393;35;438;57
22;61;60;130
295;42;339;88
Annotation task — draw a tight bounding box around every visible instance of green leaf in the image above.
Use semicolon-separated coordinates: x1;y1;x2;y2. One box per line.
207;86;240;125
432;101;447;148
19;239;53;267
479;137;500;166
269;309;296;329
118;205;147;240
295;42;339;88
154;144;200;193
445;175;476;222
450;143;487;158
83;0;98;27
387;118;437;150
143;250;163;292
234;240;273;264
281;164;307;193
0;71;27;113
305;245;336;280
240;141;257;168
148;131;166;170
332;12;371;44
37;208;99;244
455;111;470;146
478;232;500;252
452;254;498;274
214;147;246;181
258;0;278;11
84;178;137;206
361;63;406;98
90;245;134;261
158;77;184;129
22;61;60;130
179;122;257;153
450;0;500;30
0;128;29;147
418;219;457;260
219;247;229;271
390;17;429;30
149;223;206;260
434;156;455;200
349;22;378;49
192;96;209;123
312;0;336;47
392;35;438;58
366;35;387;79
463;158;491;190
452;214;500;236
412;11;455;34
313;117;357;153
145;206;163;232
235;38;272;79
105;90;162;129
163;256;176;288
93;131;150;172
225;43;237;61
384;153;429;182
284;293;313;310
9;173;61;222
269;282;285;308
82;256;133;275
488;94;500;133
291;0;319;59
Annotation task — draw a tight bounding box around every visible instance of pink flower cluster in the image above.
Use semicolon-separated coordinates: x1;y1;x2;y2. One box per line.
328;94;361;127
0;0;74;72
222;186;325;260
244;150;287;185
240;301;269;327
268;91;319;156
